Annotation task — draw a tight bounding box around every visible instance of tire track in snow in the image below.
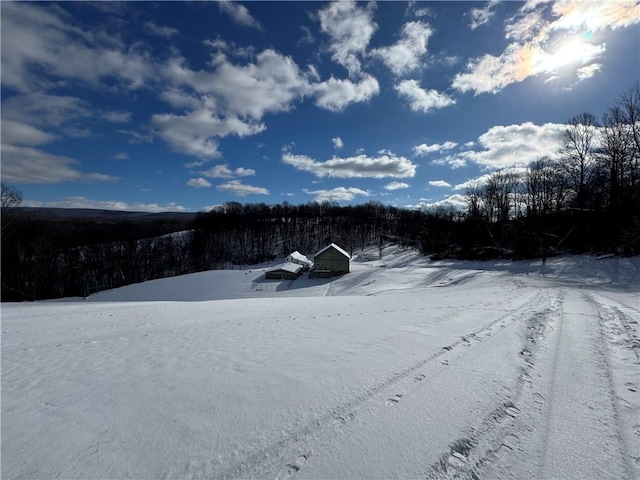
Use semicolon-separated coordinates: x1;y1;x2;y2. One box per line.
585;293;640;478
502;289;630;480
213;290;547;479
423;289;560;480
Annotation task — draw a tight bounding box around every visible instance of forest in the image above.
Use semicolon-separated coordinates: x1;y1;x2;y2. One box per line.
2;84;638;301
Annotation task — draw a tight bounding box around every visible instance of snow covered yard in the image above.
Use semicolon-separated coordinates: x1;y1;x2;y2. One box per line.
2;249;639;479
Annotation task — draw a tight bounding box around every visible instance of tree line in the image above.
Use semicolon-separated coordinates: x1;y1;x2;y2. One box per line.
2;84;638;301
1;196;424;301
450;84;640;259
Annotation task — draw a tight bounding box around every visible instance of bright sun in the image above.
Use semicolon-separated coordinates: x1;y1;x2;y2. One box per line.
555;38;589;65
539;36;601;74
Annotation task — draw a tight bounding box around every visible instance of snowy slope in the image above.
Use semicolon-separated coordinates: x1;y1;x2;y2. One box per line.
2;248;639;479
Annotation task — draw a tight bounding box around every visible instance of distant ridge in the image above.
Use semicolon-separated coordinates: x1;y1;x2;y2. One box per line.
16;207;198;222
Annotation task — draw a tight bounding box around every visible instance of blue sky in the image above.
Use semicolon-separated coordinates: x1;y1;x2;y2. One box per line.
2;1;639;212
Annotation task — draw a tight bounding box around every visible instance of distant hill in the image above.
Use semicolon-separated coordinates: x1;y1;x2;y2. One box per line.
16;207;198;223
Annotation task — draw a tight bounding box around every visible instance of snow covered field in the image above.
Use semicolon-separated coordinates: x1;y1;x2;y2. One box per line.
2;248;639;479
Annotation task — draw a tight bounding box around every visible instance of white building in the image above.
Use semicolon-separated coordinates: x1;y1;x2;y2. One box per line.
285;251;313;271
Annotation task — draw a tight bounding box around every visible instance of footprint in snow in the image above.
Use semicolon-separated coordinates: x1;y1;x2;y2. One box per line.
447;438;473;468
617;397;633;409
386;394;403;406
502;433;520;449
494;434;520;460
332;413;354;427
276;454;309;480
414;374;425;382
533;393;545;406
505;405;520;418
448;450;467;468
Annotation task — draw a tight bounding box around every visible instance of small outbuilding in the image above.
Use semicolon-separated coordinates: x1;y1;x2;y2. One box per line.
309;243;350;278
285;251;313;271
265;262;304;280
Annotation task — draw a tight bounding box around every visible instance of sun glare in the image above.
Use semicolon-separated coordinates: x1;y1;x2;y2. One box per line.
555;38;589;64
538;36;603;75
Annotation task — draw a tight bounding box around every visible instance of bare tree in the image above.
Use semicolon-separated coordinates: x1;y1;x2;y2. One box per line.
1;183;23;211
1;183;23;243
525;157;567;216
601;106;634;210
615;83;640;194
465;180;484;219
483;168;521;223
559;112;599;209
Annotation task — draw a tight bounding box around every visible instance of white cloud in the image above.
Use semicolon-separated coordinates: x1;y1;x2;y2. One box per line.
298;26;315;46
159;88;201;109
143;21;179;38
453;173;495;191
1;143;116;184
314;75;380;112
395;80;455;113
546;0;640;35
164;49;311;121
576;63;601;80
282;151;417;179
467;121;566;169
2;92;91;127
218;1;262;30
303;187;370;202
102;111;132;123
431;155;468;169
1;2;152;92
200;204;222;212
318;0;377;77
217;180;269;196
200;164;256;179
152;109;265;159
452;41;606;94
372;21;433;76
332;137;344;149
467;1;500;30
428;180;452;188
187;177;212;188
23;196;187;212
0;98;118;185
118;128;154;144
446;122;566;171
414;194;468;210
113;152;130;161
453;0;638;95
1;119;56;146
157;35;379;161
384;181;409;191
413;141;458;156
204;37;256;61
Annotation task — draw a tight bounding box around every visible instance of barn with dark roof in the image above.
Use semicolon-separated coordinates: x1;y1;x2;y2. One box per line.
309;243;350;278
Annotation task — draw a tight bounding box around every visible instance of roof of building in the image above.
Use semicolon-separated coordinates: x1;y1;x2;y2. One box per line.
313;243;351;259
287;251;312;265
266;262;303;274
